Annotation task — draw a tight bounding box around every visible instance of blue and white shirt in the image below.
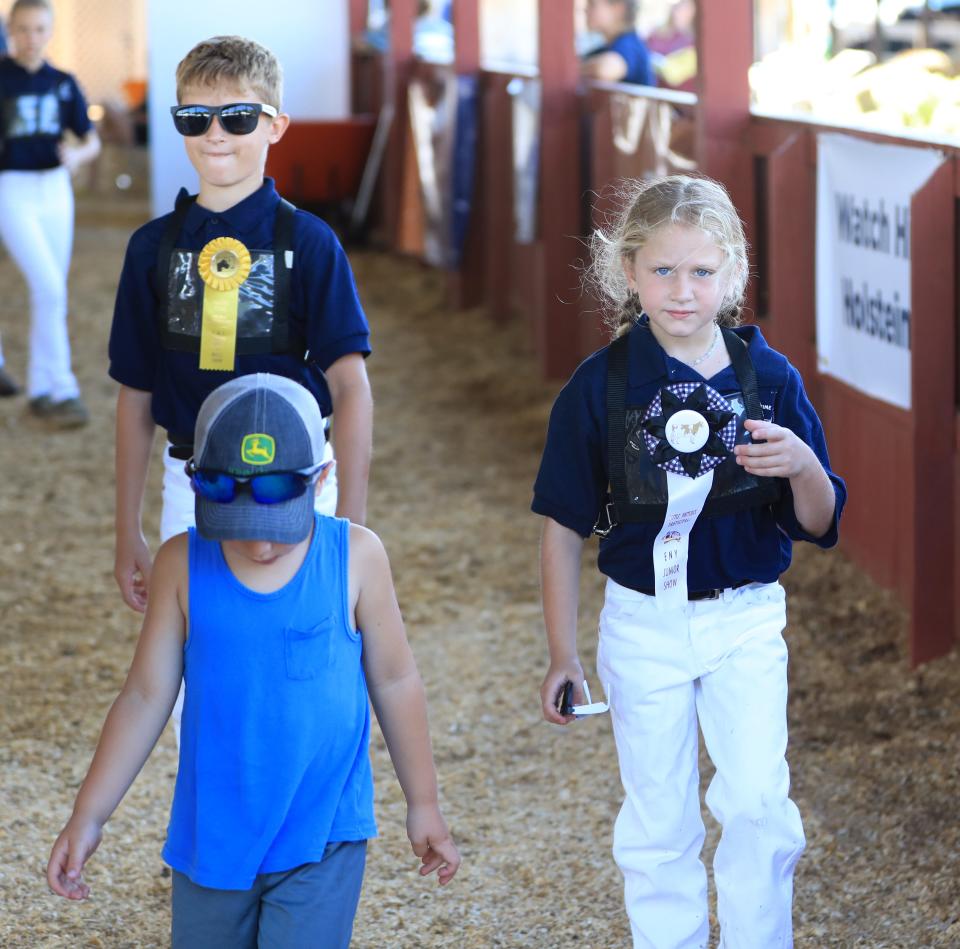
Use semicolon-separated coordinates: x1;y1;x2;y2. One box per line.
0;58;91;170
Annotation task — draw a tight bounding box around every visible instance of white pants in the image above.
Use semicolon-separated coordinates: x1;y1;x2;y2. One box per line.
0;168;79;400
161;437;337;742
597;578;804;949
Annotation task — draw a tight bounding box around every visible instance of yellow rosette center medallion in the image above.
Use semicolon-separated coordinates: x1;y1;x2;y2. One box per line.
197;237;252;370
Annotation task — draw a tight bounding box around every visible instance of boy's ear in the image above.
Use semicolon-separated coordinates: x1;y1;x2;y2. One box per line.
267;112;290;146
314;460;335;496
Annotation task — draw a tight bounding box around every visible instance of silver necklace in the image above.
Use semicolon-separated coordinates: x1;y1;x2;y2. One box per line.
690;324;720;367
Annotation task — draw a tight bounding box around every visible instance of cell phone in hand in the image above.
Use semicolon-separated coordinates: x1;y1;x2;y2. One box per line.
556;680;574;716
556;680;611;719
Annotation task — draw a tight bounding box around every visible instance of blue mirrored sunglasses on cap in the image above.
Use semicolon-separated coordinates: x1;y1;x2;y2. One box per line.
185;459;328;505
170;102;278;136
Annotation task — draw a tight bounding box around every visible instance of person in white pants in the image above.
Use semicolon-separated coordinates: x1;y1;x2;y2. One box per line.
533;175;846;947
0;0;99;423
597;579;805;947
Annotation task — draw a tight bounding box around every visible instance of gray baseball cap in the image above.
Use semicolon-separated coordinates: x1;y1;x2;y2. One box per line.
192;373;326;543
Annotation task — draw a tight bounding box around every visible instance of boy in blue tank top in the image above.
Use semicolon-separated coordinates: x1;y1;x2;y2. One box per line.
47;373;460;948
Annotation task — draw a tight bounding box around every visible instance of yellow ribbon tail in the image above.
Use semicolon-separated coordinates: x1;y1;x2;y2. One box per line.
199;287;240;371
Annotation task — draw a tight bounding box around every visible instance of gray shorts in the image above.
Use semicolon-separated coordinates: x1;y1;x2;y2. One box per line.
171;840;367;949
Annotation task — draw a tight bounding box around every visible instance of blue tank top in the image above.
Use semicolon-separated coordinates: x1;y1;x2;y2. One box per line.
163;515;377;890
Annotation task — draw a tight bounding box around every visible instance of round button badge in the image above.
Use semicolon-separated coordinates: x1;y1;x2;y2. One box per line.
665;409;710;453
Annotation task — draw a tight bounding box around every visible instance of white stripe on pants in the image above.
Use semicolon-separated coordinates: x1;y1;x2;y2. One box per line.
596;578;805;949
160;436;337;743
0;167;79;399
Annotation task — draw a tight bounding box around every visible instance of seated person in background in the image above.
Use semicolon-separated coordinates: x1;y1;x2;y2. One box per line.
648;0;697;92
356;0;454;62
581;0;655;87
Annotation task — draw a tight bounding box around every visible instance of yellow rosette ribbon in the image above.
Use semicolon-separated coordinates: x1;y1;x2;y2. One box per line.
196;237;252;371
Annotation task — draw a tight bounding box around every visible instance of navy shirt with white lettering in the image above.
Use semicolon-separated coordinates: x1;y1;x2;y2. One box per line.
0;58;92;170
108;178;371;435
532;324;846;592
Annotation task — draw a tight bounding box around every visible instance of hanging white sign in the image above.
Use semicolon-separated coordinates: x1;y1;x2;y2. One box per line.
815;133;943;410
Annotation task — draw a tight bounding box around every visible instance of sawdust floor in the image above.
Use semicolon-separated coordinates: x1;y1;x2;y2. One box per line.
1;192;958;948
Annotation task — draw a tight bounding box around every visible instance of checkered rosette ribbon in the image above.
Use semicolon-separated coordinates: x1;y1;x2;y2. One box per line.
640;383;737;476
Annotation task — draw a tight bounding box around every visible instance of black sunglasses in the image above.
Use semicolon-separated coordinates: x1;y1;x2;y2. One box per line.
170;102;279;137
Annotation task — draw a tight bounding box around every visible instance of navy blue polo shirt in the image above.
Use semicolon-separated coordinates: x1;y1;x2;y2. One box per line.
0;58;92;170
532;324;846;592
585;31;656;87
108;178;371;436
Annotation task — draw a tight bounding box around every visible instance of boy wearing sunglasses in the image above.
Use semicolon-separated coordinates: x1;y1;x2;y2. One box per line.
108;36;373;628
48;373;460;946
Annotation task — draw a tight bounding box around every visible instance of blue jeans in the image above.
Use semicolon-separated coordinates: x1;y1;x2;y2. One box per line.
171;840;367;949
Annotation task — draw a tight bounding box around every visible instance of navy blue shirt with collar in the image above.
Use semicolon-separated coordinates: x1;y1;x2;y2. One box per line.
532;323;846;593
585;31;656;87
108;178;371;437
0;57;92;170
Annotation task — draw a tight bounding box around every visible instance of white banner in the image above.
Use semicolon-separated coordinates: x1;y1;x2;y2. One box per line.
815;133;944;410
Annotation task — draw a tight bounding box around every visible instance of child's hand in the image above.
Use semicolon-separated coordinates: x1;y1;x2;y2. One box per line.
406;803;460;886
47;816;103;900
58;143;83;176
735;419;818;480
540;659;586;725
115;534;153;613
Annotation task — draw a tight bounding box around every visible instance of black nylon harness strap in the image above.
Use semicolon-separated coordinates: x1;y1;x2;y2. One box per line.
722;326;762;421
154;187;193;301
272;197;296;352
605;332;631;526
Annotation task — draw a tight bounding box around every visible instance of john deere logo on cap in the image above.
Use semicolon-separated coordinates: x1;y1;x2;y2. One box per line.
241;434;275;465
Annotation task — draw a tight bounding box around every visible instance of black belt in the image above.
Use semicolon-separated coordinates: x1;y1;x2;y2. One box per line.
634;579;754;601
167;433;194;461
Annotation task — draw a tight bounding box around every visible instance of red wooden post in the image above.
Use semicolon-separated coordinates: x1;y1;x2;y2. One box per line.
382;0;416;245
695;0;755;289
452;0;480;74
762;130;817;385
908;160;956;664
538;0;583;378
349;0;368;38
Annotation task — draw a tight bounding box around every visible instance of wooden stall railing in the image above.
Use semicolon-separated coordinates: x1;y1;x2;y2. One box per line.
750;113;958;665
348;0;959;664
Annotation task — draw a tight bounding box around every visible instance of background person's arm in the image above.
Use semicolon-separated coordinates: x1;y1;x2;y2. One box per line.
114;385;156;611
326;353;373;525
